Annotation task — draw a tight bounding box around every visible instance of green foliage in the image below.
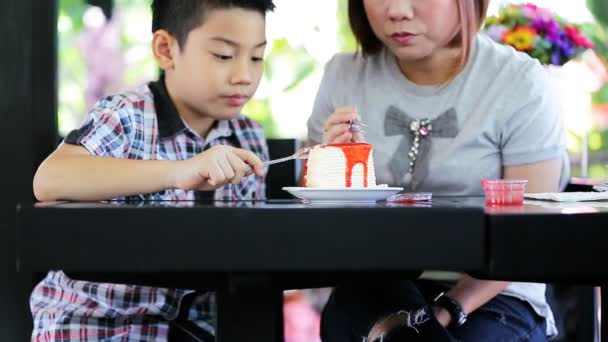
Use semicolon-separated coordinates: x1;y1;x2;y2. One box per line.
115;0;150;6
529;38;553;65
337;0;357;52
59;0;86;32
243;98;279;138
265;38;318;92
580;22;608;63
579;22;608;107
593;83;608;105
588;0;608;27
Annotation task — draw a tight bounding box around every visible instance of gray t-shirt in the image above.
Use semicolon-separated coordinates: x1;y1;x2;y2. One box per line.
307;33;568;337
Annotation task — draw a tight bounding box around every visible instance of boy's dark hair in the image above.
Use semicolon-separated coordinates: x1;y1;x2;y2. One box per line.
152;0;276;48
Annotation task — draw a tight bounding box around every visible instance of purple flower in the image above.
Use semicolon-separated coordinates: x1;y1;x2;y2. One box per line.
485;24;509;42
548;31;575;65
551;51;562;65
532;17;560;38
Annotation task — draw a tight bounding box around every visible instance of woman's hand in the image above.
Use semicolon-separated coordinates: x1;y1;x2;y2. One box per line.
322;107;366;144
432;306;452;328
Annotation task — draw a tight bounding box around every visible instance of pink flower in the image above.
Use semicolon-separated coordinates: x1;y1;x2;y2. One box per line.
535;7;554;21
592;105;608;129
76;6;125;110
565;25;595;48
521;3;538;19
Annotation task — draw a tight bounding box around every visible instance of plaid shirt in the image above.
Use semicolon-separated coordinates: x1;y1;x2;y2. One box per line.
30;78;269;341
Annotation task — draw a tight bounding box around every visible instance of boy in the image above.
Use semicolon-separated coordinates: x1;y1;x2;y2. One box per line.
31;0;275;340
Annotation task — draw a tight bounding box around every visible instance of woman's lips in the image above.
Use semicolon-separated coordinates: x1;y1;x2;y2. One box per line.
224;95;249;106
391;32;417;45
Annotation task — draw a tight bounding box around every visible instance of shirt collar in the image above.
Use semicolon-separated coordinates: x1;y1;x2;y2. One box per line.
149;75;234;142
207;120;233;142
149;75;187;139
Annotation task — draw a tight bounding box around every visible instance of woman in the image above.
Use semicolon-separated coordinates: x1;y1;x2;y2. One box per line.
307;0;569;341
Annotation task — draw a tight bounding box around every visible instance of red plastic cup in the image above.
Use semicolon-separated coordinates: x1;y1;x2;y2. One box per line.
481;179;528;206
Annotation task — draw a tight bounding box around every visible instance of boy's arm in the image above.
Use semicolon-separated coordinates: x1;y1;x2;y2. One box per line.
34;143;177;202
34;143;264;202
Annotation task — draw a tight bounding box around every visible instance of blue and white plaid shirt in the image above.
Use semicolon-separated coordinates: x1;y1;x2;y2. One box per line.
30;77;269;341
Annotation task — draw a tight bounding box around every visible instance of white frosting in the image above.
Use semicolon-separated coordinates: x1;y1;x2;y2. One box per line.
305;145;377;188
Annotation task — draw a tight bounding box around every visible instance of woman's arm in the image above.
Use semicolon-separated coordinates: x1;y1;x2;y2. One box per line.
503;158;562;193
435;158;562;327
436;275;510;326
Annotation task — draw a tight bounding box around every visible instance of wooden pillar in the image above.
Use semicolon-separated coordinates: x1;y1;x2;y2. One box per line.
0;0;58;340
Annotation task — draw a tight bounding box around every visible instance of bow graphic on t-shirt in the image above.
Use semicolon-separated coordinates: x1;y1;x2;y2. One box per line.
384;105;459;190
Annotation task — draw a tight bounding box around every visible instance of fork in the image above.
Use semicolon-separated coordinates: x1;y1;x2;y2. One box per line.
264;147;311;166
264;120;366;166
247;120;366;172
349;119;367;133
244;147;311;173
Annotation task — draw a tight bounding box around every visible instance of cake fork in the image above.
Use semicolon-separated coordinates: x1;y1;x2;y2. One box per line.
246;120;366;172
349;119;367;133
244;147;311;173
263;120;366;167
264;146;311;166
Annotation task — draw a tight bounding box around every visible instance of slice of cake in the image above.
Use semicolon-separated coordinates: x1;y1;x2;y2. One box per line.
304;143;377;188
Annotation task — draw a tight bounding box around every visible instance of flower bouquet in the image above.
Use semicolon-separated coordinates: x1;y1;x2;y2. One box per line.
484;3;594;66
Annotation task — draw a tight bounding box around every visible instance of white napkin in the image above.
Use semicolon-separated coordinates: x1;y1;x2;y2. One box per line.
524;192;608;202
594;184;608;192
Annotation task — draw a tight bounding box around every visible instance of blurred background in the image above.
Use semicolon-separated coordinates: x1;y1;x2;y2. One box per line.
58;0;608;180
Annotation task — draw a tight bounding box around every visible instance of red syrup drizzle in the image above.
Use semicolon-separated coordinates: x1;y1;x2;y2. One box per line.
302;159;309;187
328;143;372;187
303;143;373;187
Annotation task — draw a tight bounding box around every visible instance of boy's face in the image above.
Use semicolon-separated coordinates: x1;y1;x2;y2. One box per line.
166;8;267;120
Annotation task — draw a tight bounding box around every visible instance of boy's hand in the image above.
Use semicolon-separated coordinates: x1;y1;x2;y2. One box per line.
172;145;264;191
322;107;366;144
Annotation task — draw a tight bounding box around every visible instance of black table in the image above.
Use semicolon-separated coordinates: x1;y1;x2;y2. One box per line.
16;199;486;342
482;198;608;340
16;197;608;341
483;199;608;282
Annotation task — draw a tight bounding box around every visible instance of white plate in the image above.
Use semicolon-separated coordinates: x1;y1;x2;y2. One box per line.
282;187;404;202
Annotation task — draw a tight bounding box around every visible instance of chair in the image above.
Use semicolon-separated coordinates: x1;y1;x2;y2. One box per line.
547;284;598;342
265;139;303;199
548;181;599;342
